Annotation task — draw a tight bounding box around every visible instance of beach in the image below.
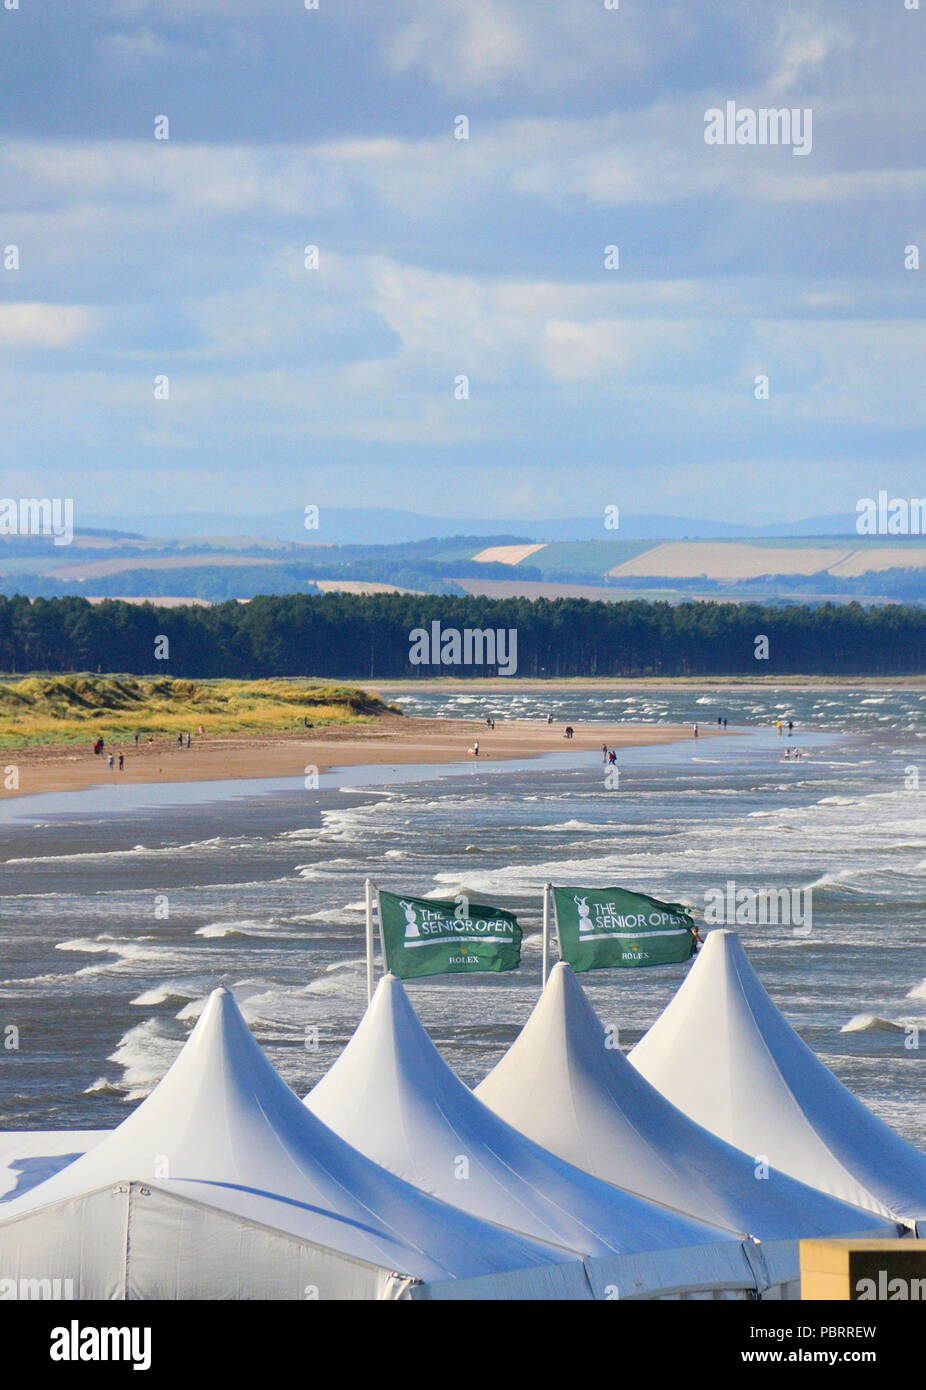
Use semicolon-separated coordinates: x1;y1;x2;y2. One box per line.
3;715;711;800
2;682;924;1144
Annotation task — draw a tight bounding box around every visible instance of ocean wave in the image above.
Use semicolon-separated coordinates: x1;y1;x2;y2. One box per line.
106;1018;183;1100
4;836;235;867
83;1077;123;1097
130;981;202;1007
841;1014;906;1034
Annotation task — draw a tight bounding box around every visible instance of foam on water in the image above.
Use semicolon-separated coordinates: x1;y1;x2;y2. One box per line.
5;683;926;1141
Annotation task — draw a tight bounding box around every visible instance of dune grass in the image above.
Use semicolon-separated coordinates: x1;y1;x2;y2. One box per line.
0;675;398;748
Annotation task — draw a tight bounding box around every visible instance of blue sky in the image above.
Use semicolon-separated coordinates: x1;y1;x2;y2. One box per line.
1;0;924;528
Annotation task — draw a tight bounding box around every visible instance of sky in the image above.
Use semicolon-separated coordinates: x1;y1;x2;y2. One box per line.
0;0;924;529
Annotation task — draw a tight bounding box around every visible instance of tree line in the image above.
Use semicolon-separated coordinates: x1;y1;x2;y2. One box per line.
0;592;923;678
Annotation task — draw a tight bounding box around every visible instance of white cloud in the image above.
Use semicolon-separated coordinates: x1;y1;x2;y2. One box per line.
0;304;97;348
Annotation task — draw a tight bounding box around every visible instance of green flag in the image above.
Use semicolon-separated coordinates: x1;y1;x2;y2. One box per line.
552;885;696;972
377;889;522;980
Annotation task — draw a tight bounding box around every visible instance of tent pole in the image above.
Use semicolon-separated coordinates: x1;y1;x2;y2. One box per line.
541;883;551;988
365;878;375;1004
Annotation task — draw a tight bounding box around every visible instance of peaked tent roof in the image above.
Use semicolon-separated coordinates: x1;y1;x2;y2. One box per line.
0;988;588;1298
474;962;893;1242
305;972;759;1286
630;930;926;1228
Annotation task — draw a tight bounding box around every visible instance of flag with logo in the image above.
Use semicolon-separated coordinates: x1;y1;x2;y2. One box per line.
377;889;522;980
551;885;696;972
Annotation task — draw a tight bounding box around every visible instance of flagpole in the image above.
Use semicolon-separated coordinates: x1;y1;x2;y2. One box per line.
541;882;551;988
365;878;375;1005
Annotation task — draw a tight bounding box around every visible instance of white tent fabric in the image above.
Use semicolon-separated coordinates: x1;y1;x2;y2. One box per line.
630;929;926;1231
0;1131;105;1202
474;962;895;1255
306;973;763;1298
0;988;590;1300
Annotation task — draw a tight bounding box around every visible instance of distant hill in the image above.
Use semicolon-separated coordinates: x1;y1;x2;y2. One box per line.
2;526;923;606
81;507;862;546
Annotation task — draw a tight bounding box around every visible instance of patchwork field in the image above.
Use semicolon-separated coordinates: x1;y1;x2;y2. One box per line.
609;543;856;581
471;543;547;565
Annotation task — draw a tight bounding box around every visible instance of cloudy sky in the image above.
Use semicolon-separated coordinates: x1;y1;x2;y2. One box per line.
1;0;924;527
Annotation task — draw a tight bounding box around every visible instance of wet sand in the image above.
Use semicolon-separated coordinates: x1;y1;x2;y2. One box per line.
2;715;716;800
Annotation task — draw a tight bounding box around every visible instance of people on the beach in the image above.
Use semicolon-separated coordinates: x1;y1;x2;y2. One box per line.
473;741;479;757
107;753;114;770
118;753;125;771
608;749;617;765
134;732;139;746
602;743;608;763
723;718;727;728
178;734;183;749
784;747;790;760
776;720;782;736
693;723;698;738
564;726;574;739
788;719;793;737
186;732;191;749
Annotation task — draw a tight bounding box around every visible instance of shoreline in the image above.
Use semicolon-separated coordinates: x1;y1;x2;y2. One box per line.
368;675;926;691
0;715;716;801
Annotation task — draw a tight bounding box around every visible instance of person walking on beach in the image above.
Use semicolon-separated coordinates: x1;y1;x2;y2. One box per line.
723;717;727;728
776;720;782;737
602;743;608;763
178;734;183;750
118;753;124;771
107;753;114;771
186;732;191;749
787;719;793;738
134;732;139;747
693;723;698;738
473;741;479;758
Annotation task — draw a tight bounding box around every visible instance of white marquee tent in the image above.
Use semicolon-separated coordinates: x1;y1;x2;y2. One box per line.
0;988;593;1300
306;973;773;1299
630;929;926;1233
474;961;896;1292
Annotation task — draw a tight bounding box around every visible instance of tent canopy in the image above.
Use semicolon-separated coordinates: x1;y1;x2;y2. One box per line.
0;988;587;1299
475;961;894;1242
305;972;761;1296
630;929;926;1228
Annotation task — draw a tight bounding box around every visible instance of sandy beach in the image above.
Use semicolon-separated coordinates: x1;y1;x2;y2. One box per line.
2;715;712;800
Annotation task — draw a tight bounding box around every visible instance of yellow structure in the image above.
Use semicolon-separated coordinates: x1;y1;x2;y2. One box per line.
801;1238;926;1300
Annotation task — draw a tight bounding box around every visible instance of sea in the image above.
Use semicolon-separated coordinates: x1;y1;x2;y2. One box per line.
1;683;924;1149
